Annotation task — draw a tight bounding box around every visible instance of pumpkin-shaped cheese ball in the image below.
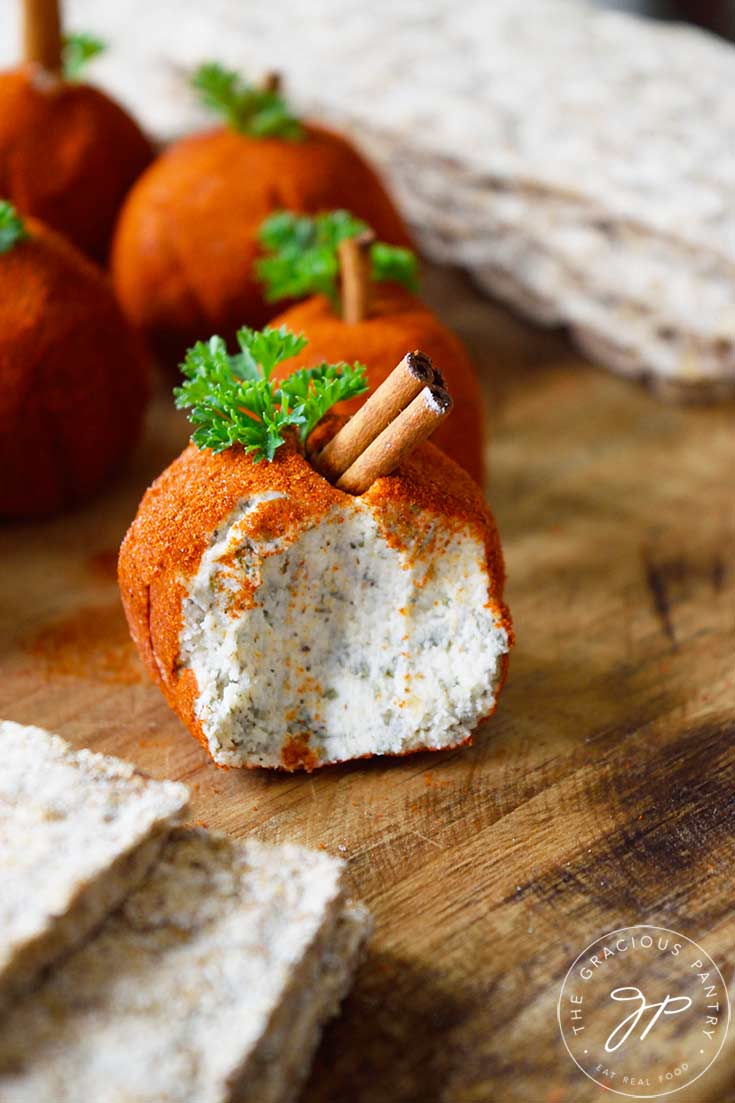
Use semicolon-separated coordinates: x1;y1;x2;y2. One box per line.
0;203;150;517
111;65;411;365
261;211;485;483
0;17;152;262
119;327;511;771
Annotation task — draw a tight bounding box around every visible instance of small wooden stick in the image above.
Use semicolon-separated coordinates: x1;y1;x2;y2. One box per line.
315;350;436;482
262;71;281;94
23;0;63;73
338;231;374;324
336;384;452;495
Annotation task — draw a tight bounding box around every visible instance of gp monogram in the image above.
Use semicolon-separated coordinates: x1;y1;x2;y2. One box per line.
557;925;731;1099
604;988;693;1053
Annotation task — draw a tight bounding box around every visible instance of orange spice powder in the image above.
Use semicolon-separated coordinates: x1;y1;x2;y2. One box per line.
23;603;144;685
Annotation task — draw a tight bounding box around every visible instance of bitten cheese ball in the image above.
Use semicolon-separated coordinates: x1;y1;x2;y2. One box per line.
0;66;152;261
272;286;486;484
119;435;511;771
111;65;411;365
0;206;150;517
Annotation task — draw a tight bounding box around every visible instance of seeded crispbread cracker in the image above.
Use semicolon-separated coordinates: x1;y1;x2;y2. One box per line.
0;828;371;1103
18;0;731;397
0;720;188;1010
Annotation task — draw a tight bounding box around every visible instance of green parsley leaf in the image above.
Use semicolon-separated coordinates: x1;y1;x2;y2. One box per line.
192;62;303;141
256;210;419;308
0;201;28;254
235;325;308;380
371;241;419;293
62;32;106;81
278;361;368;439
174;324;367;461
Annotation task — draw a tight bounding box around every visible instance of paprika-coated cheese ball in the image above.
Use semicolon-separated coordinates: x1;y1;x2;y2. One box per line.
0;205;150;517
0;65;152;262
119;437;511;772
119;326;511;771
110;64;412;366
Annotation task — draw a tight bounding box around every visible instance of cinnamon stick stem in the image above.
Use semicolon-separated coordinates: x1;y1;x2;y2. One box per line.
23;0;63;73
315;350;436;482
338;231;374;324
336;384;452;495
262;71;281;94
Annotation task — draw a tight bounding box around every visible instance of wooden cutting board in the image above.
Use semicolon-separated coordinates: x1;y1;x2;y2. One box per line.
0;265;732;1103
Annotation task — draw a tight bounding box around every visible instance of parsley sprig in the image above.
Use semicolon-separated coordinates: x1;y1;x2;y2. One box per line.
174;325;367;461
0;202;28;254
62;33;106;81
192;63;303;140
256;210;419;309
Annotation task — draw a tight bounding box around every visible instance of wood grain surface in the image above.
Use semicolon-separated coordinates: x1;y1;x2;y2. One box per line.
0;265;732;1102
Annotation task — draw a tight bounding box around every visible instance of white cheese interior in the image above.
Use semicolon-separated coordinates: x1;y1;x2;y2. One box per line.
180;493;509;768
